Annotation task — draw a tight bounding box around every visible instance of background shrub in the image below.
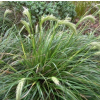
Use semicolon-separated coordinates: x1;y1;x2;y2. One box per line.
0;1;76;24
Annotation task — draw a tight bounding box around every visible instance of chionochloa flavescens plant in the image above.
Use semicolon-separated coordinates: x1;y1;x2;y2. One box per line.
1;6;100;100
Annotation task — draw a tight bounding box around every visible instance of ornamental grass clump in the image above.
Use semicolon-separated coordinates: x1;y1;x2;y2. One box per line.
0;7;100;100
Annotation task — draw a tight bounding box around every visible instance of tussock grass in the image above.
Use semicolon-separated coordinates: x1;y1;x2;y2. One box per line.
0;7;100;100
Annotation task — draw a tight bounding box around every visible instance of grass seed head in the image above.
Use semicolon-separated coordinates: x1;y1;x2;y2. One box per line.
41;15;57;25
94;51;100;56
51;76;60;85
90;42;100;50
4;9;12;19
21;20;31;35
58;20;77;34
23;7;31;23
80;15;96;24
16;78;26;100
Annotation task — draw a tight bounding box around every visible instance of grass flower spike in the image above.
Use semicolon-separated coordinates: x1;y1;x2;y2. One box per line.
58;20;77;34
77;15;95;27
16;78;26;100
94;51;100;56
4;9;12;18
41;15;57;25
23;7;31;23
3;9;12;23
51;77;60;85
3;9;12;24
21;20;31;35
90;42;100;50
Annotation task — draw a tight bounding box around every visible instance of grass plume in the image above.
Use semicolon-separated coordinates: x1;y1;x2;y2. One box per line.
16;78;26;100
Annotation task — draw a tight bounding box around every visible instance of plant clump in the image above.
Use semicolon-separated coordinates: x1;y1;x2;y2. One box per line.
0;3;100;100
